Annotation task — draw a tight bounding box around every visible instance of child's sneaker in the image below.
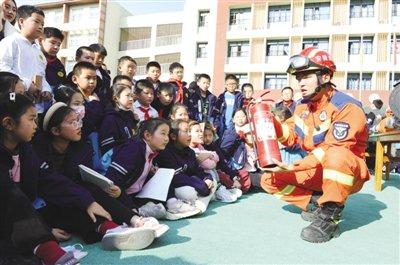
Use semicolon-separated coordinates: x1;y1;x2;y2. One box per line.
215;185;237;203
165;198;200;220
140;217;169;238
139;202;167;219
101;225;155;251
228;188;242;199
61;244;88;261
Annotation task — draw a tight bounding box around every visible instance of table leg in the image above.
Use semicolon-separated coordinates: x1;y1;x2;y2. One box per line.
375;140;384;191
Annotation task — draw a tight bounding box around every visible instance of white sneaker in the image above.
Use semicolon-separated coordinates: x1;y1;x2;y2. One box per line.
101;225;155;251
61;244;88;261
165;198;201;220
215;185;237;203
139;202;167;219
140;217;169;238
229;188;242;199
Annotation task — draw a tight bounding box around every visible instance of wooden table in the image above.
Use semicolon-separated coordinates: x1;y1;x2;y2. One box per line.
368;130;400;191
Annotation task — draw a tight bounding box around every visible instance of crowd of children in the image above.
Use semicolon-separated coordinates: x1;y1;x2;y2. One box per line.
0;4;270;265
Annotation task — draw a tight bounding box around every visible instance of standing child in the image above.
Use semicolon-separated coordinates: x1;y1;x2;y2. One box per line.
105;118;199;220
117;56;137;82
0;93;81;265
99;84;138;155
146;61;161;89
212;74;243;137
168;62;190;105
89;43;111;94
65;46;95;86
151;82;175;119
241;83;254;108
157;120;215;214
133;79;158;122
170;103;189;122
71;61;104;138
0;5;53;114
220;108;254;193
40;27;67;90
188;121;241;202
187;74;217;122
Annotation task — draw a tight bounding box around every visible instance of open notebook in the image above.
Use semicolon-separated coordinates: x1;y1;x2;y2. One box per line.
79;164;114;191
136;168;175;202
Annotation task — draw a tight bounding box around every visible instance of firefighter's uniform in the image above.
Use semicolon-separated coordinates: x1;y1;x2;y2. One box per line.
260;88;370;210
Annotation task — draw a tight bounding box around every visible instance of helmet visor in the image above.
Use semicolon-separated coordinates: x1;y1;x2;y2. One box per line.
287;55;321;74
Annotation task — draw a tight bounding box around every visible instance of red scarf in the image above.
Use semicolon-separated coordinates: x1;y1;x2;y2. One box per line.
139;106;150;120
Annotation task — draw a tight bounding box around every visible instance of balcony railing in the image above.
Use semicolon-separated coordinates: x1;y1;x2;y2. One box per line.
156;34;182;47
119;38;151;51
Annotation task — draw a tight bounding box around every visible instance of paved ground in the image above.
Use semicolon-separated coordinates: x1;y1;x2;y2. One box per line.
65;174;400;265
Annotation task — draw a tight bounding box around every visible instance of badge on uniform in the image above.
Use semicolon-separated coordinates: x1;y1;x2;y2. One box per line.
319;110;327;122
332;122;350;140
300;110;309;119
57;71;64;77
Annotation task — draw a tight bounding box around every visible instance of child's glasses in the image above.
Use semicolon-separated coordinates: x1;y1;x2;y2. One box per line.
63;119;83;129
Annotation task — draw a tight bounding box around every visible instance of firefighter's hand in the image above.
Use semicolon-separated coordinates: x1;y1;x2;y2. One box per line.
261;158;294;173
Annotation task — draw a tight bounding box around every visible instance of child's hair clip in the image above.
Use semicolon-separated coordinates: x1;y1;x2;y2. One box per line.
9;92;16;102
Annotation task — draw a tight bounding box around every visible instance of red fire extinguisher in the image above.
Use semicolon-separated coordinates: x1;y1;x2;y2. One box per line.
247;91;282;168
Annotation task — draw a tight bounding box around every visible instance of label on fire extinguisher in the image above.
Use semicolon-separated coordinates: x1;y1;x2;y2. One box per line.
255;117;276;141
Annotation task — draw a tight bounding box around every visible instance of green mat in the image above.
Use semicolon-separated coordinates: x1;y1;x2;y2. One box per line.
65;174;400;265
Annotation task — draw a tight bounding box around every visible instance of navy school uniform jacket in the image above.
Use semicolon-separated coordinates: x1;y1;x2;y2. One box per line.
0;143;94;210
204;142;238;179
99;106;138;155
45;56;67;90
156;143;213;196
105;138;152;208
187;88;217;122
211;91;243;137
219;124;247;170
151;97;173;119
82;96;105;139
168;79;191;106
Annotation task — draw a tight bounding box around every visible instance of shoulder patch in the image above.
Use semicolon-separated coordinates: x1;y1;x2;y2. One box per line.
331;90;362;110
332;122;350;140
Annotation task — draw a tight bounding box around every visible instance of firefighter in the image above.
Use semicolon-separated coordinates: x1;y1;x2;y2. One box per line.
258;47;370;243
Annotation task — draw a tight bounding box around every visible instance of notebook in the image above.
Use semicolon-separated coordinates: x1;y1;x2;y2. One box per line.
79;164;114;190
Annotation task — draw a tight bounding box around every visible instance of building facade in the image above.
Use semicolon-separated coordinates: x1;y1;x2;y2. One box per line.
181;0;400;103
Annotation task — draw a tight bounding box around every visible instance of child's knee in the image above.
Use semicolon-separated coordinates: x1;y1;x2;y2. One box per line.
174;186;198;202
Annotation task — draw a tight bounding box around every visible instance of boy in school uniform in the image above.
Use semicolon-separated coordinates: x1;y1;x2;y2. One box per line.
211;74;243;137
118;56;137;82
151;82;175;119
89;43;112;103
146;61;161;90
133;79;158;122
0;5;52;114
187;73;217;122
40;27;67;90
167;62;190;105
65;46;95;85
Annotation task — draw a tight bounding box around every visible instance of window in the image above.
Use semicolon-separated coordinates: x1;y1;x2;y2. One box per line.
228;41;250;57
347;73;372;90
196;43;208;58
68;32;97;48
389;73;400;89
304;3;330;21
232;73;248;88
199;11;210;27
69;4;98;23
44;8;63;26
393;0;400;17
347;73;360;90
303;38;329;51
265;73;287;89
266;40;289;56
348;36;373;55
350;0;374;18
268;5;291;23
390;34;400;54
229;8;251;25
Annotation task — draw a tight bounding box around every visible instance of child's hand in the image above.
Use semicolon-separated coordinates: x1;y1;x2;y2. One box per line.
204;179;214;189
149;165;158;176
86;202;112;223
40;91;52;101
51;228;71;242
197;152;213;163
27;82;41;98
107;185;121;198
232;178;242;189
